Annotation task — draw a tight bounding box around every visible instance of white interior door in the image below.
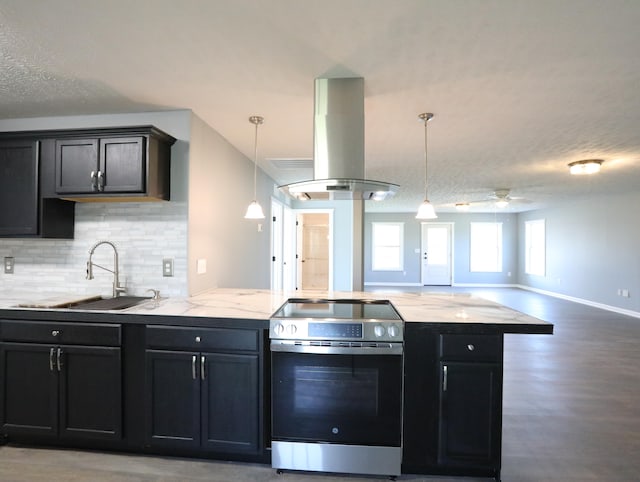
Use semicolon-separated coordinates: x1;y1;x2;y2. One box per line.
421;223;453;286
282;205;296;291
296;211;332;291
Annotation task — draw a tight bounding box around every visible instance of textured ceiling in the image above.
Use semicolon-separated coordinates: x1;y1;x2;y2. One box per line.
1;0;639;213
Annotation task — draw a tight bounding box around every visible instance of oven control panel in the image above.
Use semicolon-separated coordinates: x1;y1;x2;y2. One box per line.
270;319;403;343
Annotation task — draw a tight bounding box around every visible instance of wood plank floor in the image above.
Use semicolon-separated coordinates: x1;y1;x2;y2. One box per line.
1;287;639;481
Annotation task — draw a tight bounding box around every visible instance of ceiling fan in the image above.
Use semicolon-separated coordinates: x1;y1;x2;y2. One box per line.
455;188;532;210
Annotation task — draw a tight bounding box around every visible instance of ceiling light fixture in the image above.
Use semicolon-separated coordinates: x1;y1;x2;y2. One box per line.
244;115;266;219
568;159;603;175
495;199;509;208
416;112;437;219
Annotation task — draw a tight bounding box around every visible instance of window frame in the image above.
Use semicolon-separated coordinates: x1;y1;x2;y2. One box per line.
371;222;405;271
469;221;503;273
525;218;546;276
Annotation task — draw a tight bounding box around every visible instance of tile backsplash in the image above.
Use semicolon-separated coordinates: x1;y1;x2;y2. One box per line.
1;201;188;299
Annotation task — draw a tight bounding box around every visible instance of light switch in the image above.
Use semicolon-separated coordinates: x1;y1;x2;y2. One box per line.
197;258;207;274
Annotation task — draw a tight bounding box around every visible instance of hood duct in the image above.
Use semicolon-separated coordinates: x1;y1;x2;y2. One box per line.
279;77;399;201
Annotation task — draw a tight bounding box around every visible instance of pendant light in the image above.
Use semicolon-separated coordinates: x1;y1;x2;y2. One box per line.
416;112;437;219
244;115;265;219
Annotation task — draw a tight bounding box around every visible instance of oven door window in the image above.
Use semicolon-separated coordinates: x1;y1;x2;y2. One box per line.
272;352;402;447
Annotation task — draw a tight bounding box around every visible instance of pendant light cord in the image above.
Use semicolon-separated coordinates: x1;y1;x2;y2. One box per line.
419;113;434;200
249;116;264;201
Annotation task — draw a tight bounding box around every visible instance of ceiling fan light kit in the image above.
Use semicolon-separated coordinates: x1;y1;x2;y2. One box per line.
568;159;603;175
416;112;438;220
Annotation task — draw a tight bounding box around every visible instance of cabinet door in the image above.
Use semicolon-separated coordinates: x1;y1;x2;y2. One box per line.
58;345;122;441
201;352;259;453
145;350;200;449
99;136;145;193
55;138;99;194
0;140;39;235
439;362;501;468
0;343;58;437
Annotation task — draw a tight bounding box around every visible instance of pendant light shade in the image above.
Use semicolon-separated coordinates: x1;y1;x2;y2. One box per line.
245;115;266;219
416;112;437;220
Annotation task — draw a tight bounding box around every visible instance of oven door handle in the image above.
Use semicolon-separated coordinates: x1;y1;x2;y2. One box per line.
270;341;403;356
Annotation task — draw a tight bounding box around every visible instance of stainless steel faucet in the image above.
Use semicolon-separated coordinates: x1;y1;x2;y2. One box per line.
86;240;126;298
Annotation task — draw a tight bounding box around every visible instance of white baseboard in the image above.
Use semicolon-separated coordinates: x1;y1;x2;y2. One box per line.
452;283;519;288
518;284;640;319
364;282;422;287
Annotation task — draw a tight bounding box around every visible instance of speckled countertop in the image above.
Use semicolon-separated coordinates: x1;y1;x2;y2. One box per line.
0;288;553;333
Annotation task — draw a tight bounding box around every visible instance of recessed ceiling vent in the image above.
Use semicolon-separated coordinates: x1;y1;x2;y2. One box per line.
279;77;399;201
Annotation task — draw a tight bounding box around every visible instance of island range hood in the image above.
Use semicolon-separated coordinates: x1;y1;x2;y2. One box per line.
279;77;399;201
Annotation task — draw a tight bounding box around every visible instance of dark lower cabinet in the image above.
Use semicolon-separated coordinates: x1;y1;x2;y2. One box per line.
144;325;261;456
403;325;503;481
0;342;122;441
438;362;501;468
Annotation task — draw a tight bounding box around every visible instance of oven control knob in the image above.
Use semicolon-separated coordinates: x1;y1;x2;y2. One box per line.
374;324;385;338
286;324;297;335
273;323;285;336
387;325;400;338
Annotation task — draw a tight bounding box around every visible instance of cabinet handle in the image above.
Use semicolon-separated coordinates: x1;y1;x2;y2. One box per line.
97;171;105;191
49;347;55;371
90;171;98;190
56;348;63;372
201;355;206;380
443;365;448;392
191;355;197;380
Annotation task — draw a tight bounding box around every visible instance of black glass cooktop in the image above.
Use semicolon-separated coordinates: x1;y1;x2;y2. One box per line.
271;298;403;321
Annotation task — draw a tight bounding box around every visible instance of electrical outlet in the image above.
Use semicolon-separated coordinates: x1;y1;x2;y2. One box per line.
4;257;14;274
162;258;174;277
622;289;630;298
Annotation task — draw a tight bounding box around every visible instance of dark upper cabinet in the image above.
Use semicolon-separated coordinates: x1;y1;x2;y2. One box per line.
0;140;39;236
0;139;74;238
56;136;146;195
53;126;174;201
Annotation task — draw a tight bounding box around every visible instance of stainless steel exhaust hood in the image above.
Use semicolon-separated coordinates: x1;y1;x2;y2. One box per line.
279;77;399;201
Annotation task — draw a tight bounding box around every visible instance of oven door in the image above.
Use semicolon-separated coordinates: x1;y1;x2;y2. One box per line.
271;349;402;447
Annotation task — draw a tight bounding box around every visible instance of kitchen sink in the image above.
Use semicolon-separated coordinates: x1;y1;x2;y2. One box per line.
17;295;152;311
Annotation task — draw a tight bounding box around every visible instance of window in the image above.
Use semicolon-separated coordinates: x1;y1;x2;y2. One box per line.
372;222;404;271
470;222;502;272
525;219;546;276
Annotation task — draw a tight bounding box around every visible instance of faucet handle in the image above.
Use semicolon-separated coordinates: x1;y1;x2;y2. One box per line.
146;289;160;300
148;289;160;300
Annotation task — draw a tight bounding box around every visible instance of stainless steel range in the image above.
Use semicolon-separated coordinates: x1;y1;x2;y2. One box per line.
269;298;404;478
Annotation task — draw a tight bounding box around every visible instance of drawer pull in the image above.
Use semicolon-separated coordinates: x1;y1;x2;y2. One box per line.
195;336;201;343
51;330;60;337
467;344;475;351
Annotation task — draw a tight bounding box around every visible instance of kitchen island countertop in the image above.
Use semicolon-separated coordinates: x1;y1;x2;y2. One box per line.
0;288;553;334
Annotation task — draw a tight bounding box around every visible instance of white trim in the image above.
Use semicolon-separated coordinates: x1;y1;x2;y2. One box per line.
518;285;640;319
453;283;518;288
364;282;423;287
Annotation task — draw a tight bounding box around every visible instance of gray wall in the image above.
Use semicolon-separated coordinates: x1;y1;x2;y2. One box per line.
364;212;518;286
518;191;640;313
